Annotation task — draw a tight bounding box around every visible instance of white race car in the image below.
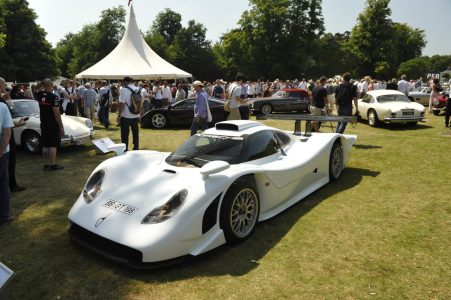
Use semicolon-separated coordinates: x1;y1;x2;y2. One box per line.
356;90;425;127
68;120;356;268
10;99;95;153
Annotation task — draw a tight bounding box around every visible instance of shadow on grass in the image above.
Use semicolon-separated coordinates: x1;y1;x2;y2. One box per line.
85;167;381;282
353;144;383;149
357;119;432;130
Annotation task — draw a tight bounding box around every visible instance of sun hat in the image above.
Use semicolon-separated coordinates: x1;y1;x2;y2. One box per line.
192;80;204;87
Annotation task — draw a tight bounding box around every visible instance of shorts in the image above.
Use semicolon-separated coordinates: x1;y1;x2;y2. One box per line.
85;104;96;116
310;106;324;116
41;126;61;148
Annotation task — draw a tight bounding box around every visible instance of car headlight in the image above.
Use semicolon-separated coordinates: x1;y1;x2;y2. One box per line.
142;189;188;224
85;119;93;129
83;170;105;203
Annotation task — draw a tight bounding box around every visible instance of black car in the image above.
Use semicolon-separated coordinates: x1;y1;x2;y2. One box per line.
141;98;250;129
248;88;310;115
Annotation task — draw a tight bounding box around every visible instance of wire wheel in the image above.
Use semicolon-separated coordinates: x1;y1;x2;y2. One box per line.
261;104;272;115
229;188;259;238
368;110;379;127
329;142;343;181
220;177;260;244
23;131;41;154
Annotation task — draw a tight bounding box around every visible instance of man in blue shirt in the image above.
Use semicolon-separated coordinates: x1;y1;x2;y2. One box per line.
190;81;210;136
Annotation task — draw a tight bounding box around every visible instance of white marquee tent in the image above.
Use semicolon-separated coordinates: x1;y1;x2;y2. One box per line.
75;4;192;80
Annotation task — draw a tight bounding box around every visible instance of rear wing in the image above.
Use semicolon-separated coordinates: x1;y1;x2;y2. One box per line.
257;114;354;136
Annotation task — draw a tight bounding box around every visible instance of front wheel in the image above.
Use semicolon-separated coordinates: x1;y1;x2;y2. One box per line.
150;113;168;129
329;141;343;181
220;177;260;245
23;131;41;154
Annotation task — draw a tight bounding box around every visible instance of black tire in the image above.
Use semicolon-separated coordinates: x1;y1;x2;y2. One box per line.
220;176;260;245
329;141;343;181
22;131;41;154
150;112;168;129
367;109;380;127
261;104;272;115
433;110;440;116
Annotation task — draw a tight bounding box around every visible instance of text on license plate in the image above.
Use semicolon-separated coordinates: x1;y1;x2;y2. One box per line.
403;111;414;115
102;200;138;215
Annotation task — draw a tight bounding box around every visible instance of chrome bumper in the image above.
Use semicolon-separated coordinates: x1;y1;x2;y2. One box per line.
61;130;95;146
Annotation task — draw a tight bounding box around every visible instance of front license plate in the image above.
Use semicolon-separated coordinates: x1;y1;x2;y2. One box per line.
403;111;414;115
102;200;138;215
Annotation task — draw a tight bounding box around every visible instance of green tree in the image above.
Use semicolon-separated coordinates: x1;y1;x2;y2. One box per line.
148;8;182;44
0;0;57;81
218;0;324;80
168;20;219;80
397;57;430;79
347;0;393;78
347;0;425;79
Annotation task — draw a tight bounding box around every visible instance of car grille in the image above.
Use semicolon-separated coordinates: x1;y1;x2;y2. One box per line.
69;222;143;264
202;194;221;234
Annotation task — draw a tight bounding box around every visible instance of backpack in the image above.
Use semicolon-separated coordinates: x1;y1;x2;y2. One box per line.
336;83;353;105
125;86;141;114
100;89;110;107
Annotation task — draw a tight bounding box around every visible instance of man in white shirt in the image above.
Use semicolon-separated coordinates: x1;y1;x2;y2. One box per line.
397;75;409;96
227;74;243;120
161;80;171;107
140;83;150;112
118;76;140;151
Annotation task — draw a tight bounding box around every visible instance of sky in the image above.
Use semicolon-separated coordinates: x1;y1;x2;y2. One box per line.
27;0;451;57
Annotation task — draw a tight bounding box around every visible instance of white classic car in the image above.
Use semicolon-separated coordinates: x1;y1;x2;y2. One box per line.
356;90;425;127
68;120;356;268
10;99;95;153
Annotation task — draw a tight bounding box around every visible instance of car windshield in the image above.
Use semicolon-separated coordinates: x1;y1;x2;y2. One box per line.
11;101;39;117
166;134;244;168
273;91;286;97
377;94;410;103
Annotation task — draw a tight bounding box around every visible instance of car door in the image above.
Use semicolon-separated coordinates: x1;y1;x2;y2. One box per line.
358;94;372;120
169;99;196;125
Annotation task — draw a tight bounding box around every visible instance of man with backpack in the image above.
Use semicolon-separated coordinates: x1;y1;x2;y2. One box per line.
97;81;112;129
118;76;141;151
335;72;358;134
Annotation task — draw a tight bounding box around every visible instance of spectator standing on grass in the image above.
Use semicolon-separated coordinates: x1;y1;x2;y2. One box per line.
429;78;441;113
161;80;171;107
190;81;210;136
0;78;26;192
310;76;328;132
35;79;65;171
0;96;14;225
227;74;243;120
175;84;186;101
81;83;97;122
117;76;140;151
97;80;112;129
141;83;150;112
386;78;398;90
397;75;409;96
335;72;358;134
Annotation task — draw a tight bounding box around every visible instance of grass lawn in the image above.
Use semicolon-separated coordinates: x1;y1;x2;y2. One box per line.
1;112;450;299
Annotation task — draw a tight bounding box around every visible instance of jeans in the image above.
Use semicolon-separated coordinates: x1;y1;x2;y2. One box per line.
98;106;110;128
336;104;353;134
120;117;139;151
0;153;10;221
190;117;208;136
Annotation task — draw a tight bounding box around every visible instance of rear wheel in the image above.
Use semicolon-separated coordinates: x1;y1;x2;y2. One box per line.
329;141;343;181
150;113;168;128
261;104;272;115
368;109;380;127
220;176;260;245
23;131;41;154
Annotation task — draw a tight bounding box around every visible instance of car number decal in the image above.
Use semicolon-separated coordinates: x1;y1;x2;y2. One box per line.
102;200;138;215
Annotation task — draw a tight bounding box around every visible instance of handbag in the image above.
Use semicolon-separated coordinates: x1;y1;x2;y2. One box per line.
224;99;231;112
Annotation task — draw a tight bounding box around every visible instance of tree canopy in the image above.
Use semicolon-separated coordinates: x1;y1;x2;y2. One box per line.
0;0;57;81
